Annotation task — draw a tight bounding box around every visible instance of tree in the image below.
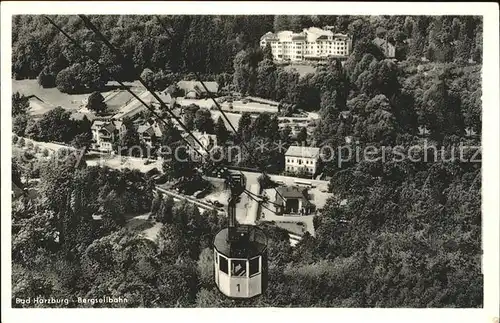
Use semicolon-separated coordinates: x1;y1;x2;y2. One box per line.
197;247;214;287
232;49;260;95
12;92;30;117
251;113;273;138
296;73;321;112
140;68;155;89
86;91;107;114
214;117;228;144
120;120;141;156
296;127;308;144
160;120;182;146
71;115;93;150
257;172;274;190
156;196;174;224
71;132;92;150
162;143;197;181
237;112;252;143
35;107;76;143
13;114;29;137
255;59;277;99
157;261;198;307
150;193;163;219
55;65;79;93
274;16;291;31
156;224;186;258
420;77;464;139
37;66;56;88
56;61;106;93
263;43;273;60
365;94;391;114
280;125;292;144
275;69;300;103
194;108;214;134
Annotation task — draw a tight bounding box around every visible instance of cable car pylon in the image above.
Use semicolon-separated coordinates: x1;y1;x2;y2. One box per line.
213;172;268;298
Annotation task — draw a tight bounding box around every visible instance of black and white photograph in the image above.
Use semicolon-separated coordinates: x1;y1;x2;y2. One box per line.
1;2;499;323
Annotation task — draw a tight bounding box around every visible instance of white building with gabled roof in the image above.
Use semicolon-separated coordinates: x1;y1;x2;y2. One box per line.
91;119;126;153
285;146;321;175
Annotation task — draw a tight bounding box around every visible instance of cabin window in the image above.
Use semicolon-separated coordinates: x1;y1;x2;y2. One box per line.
249;257;260;276
219;255;228;274
231;259;247;277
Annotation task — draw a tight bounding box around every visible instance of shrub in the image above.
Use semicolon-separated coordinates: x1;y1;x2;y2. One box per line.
27;141;34;149
18;137;25;147
42;148;50;157
37;67;56;88
12;135;18;144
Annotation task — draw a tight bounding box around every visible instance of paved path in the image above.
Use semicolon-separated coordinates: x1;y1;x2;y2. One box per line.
155;186;224;215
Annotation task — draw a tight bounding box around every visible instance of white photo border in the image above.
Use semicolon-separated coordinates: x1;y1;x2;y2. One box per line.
1;2;498;323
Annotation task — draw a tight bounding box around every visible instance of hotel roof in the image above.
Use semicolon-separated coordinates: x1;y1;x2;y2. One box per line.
285;146;320;159
261;27;349;43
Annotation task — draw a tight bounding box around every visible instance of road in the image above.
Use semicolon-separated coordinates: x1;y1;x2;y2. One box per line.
238;183;260;225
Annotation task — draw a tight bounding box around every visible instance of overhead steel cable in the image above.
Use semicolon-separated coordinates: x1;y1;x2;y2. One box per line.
75;15;278;213
77;14;219;160
154;15;287;204
154;15;240;138
46;15;281;216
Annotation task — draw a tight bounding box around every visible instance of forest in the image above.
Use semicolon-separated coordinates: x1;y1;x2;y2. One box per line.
11;14;483;307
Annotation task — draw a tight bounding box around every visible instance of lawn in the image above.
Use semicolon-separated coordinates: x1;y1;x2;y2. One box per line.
284;64;317;77
12;79;145;116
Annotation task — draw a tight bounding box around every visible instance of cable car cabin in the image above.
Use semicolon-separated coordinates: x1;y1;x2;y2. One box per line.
213;225;268;298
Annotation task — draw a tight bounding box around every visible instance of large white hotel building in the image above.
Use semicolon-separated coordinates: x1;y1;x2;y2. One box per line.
260;27;352;62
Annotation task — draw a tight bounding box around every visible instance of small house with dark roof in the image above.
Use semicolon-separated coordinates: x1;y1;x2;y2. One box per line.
274;186;315;215
137;119;166;148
